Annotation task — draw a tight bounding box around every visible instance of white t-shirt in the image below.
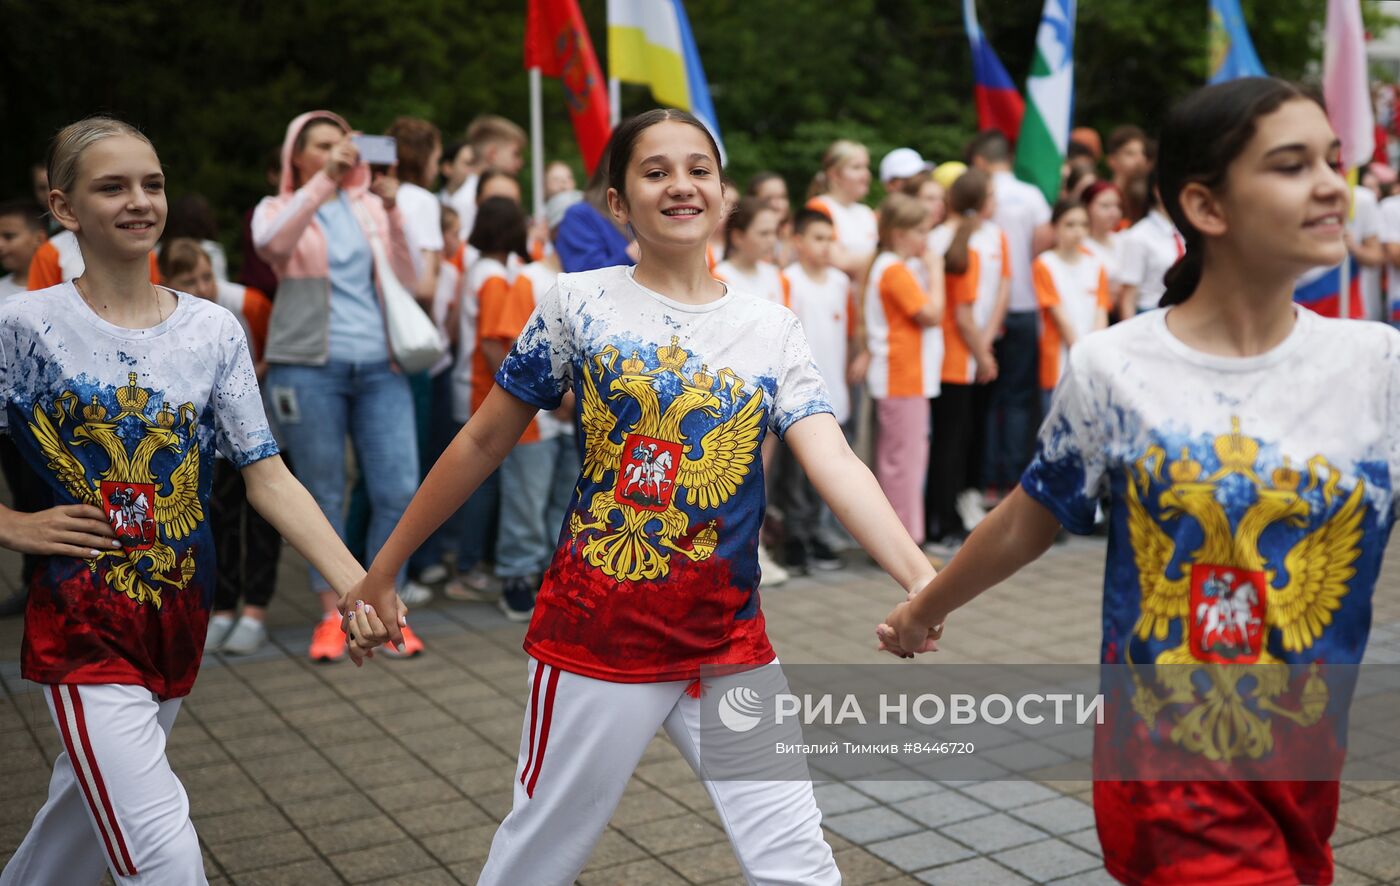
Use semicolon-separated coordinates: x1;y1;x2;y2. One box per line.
1118;210;1181;312
47;229;85;281
396;182;444;279
1032;249;1110;390
0;274;23;301
786;262;852;423
1023;307;1400;670
713;259;788;307
511;261;569;441
1379;193;1400;320
807;196;878;262
1;283;277;698
453;256;516;423
1355;187;1383;321
1083;234;1124;287
493;264;832;681
865;252;942;399
441;173;479;243
992;170;1052;313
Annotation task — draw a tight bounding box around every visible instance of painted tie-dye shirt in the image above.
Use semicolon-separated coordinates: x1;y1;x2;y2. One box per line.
1;284;278;699
495;266;832;682
1021;307;1400;885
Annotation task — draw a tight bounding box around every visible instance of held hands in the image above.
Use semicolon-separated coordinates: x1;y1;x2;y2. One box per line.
0;504;120;559
338;573;409;667
877;583;945;659
974;349;999;384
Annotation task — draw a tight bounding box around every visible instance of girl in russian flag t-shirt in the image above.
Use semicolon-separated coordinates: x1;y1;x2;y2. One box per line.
345;109;940;886
3;118;372;884
880;79;1400;886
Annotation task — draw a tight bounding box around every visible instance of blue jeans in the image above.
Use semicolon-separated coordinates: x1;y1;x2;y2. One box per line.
265;360;419;592
495;435;579;578
986;311;1041;490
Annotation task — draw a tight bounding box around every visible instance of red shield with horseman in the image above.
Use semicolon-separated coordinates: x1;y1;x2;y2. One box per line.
101;480;157;551
616;434;682;513
1189;563;1268;664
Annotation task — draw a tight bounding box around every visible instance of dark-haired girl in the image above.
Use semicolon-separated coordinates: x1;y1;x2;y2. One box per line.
348;109;938;884
881;77;1398;885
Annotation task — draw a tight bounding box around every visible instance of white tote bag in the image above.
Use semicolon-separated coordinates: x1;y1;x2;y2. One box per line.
352;200;447;374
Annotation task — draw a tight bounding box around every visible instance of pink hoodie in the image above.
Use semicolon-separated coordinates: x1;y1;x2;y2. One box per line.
253;110;418;365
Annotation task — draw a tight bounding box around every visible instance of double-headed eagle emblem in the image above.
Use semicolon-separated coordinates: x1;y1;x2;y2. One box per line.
568;337;764;582
29;373;202;608
1125;417;1361;761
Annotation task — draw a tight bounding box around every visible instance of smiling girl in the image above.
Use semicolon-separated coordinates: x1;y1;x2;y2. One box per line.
881;78;1396;886
347;109;937;884
0;117;372;885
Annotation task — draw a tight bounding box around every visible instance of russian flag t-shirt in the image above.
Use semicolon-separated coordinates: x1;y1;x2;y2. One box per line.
1021;307;1400;885
495;266;832;682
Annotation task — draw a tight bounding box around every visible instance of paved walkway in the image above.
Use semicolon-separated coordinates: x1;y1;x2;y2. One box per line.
2;533;1399;885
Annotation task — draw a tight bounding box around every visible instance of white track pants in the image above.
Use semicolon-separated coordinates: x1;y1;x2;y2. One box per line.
478;658;840;886
1;684;206;886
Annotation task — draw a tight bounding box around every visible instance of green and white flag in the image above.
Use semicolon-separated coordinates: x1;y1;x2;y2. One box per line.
1014;0;1076;202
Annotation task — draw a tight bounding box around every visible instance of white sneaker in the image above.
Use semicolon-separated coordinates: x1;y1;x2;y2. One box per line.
444;564;496;602
400;580;434;606
220;616;267;655
956;489;987;531
204;614;234;654
417;563;449;584
757;544;789;587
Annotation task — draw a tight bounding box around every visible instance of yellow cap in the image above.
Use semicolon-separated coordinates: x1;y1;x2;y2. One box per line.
931;161;968;190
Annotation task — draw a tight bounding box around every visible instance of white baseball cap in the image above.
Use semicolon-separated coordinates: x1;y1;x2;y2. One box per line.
879;147;930;184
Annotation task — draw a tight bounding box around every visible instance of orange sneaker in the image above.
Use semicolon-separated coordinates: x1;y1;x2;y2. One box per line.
380;625;425;659
309;614;347;662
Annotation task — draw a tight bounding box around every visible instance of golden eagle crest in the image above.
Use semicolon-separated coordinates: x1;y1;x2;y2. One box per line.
30;372;202;608
567;336;763;582
1124;417;1360;761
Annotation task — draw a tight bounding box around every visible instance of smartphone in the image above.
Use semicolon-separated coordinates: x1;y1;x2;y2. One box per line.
352;134;397;167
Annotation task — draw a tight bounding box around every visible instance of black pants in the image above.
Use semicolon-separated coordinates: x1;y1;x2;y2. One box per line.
927;383;977;539
0;435;50;590
212;459;282;610
774;445;821;547
985;311;1042;490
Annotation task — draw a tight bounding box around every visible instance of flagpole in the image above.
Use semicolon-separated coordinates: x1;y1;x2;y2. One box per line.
609;77;621;126
529;67;545;220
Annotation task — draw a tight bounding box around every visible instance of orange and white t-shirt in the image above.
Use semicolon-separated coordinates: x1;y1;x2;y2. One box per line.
805;196;878;261
1033;249;1111;391
27;230;160;289
213;280;272;364
482;261;569;444
786;262;853;423
864;252;941;399
453;256;516;423
934;222;1010;385
713;259;790;308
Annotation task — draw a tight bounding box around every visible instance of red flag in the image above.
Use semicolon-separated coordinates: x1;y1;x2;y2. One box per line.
525;0;611;174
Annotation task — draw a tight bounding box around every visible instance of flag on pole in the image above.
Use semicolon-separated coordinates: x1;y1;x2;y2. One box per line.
607;0;725;160
1013;0;1076;202
1324;0;1376;171
962;0;1025;140
525;0;611;174
1208;0;1266;83
1293;259;1365;319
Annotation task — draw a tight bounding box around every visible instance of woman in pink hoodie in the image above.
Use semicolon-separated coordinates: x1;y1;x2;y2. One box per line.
254;111;426;661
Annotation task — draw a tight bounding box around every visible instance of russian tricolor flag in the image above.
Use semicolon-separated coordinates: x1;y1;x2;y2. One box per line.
1293;258;1364;319
963;0;1025;140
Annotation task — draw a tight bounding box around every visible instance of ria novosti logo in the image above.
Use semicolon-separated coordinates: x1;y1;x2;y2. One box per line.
717;686;765;733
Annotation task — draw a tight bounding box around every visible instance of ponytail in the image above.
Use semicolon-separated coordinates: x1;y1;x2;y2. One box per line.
806;170;829;200
1159;240;1203;307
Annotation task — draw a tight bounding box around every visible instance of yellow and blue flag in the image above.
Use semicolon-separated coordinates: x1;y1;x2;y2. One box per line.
1208;0;1266;83
607;0;725;160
